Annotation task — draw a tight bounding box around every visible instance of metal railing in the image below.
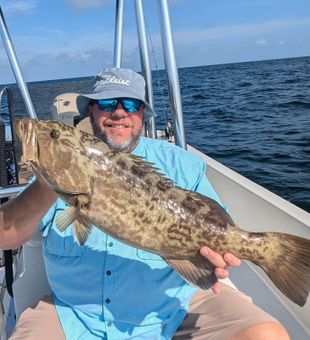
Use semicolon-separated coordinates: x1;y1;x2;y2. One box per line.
0;2;38;199
113;0;186;148
135;0;157;139
0;87;25;198
157;0;187;149
0;8;37;119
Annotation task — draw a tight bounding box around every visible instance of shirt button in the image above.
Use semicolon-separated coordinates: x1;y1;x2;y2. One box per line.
108;242;113;247
106;298;111;304
107;321;112;327
106;270;112;276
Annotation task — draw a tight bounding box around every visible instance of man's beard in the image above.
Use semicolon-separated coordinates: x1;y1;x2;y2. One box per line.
91;119;143;153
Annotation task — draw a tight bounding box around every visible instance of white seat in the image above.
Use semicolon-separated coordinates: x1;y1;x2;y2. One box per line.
13;232;51;320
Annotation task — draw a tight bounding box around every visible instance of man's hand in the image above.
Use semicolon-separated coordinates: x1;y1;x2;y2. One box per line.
200;246;241;294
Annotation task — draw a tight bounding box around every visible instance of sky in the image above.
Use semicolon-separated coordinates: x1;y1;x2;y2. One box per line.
0;0;310;83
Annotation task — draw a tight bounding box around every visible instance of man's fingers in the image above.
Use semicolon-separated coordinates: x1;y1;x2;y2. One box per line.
214;267;229;280
200;247;241;293
200;247;227;268
212;282;221;294
223;253;241;267
200;247;241;268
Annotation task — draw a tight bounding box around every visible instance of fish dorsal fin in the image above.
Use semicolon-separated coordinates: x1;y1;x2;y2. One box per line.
55;206;79;232
165;255;218;290
73;215;93;245
129;154;174;189
130;154;160;173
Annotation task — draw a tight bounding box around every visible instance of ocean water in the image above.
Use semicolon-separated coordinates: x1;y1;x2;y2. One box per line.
1;56;309;212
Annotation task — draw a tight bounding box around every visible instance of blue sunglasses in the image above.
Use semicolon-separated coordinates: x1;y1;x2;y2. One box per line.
95;98;144;113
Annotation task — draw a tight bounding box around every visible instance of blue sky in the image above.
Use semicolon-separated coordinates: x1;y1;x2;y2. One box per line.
0;0;309;83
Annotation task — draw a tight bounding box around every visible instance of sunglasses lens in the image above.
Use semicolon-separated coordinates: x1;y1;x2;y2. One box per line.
97;99;117;112
122;98;142;112
96;98;143;113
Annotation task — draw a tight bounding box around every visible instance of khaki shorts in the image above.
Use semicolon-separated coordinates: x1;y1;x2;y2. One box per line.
173;283;278;339
10;283;278;340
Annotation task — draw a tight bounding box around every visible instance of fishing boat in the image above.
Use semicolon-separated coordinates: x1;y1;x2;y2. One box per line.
0;1;309;339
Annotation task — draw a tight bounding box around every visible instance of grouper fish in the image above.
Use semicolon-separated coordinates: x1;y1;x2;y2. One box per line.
14;118;310;307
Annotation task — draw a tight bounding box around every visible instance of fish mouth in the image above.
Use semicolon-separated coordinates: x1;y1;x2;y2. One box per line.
14;119;39;163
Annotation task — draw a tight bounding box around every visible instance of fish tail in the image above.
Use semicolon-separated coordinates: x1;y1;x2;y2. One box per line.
261;233;310;306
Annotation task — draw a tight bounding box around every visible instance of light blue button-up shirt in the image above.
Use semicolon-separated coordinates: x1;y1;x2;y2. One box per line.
39;137;222;339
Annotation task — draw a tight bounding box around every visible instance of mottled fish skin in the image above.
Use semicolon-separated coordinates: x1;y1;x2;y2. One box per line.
15;119;257;258
14;119;310;306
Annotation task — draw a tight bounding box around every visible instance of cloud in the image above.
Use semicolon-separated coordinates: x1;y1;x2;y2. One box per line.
172;18;310;44
18;47;114;81
168;0;184;4
255;38;267;46
66;0;112;11
1;13;309;83
2;0;37;15
36;26;63;36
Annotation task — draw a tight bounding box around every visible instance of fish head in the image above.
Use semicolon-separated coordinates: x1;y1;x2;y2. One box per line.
14;118;39;163
14;118;91;194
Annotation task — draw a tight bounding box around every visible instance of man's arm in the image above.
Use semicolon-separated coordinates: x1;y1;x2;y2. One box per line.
0;177;57;250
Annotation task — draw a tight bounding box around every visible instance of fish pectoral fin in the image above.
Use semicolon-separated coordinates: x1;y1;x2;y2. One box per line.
56;189;88;196
55;206;79;232
73;216;93;245
77;194;91;208
165;255;218;290
55;194;91;243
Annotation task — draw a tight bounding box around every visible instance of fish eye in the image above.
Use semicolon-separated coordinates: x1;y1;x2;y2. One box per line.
50;129;60;139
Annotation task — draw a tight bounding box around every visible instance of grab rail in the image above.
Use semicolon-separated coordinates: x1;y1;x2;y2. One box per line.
0;7;37;119
0;184;27;199
135;0;157;139
157;0;187;149
112;0;186;148
113;0;124;68
0;4;37;200
0;87;22;198
0;87;18;174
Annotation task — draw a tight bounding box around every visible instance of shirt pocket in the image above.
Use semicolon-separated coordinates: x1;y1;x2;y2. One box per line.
43;210;84;257
43;229;84;257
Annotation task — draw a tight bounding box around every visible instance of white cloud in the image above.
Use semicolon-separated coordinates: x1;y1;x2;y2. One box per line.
172;18;310;44
66;0;111;11
36;26;63;36
1;13;309;83
168;0;184;4
3;0;37;15
256;38;267;46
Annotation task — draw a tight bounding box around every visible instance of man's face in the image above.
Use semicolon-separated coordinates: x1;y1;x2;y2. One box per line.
89;99;144;153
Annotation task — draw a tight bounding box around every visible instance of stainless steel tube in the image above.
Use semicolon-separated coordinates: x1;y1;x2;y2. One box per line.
0;184;26;199
113;0;124;68
157;0;187;149
135;0;157;139
0;7;37;119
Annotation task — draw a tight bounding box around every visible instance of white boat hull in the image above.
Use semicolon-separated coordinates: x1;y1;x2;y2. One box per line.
188;145;310;338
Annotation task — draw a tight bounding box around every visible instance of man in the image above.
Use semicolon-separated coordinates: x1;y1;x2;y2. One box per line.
0;68;289;339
